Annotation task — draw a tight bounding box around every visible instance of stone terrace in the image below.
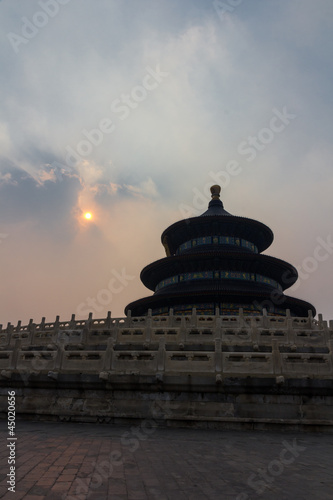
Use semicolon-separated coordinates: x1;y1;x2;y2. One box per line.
1;310;333;428
1;309;333;381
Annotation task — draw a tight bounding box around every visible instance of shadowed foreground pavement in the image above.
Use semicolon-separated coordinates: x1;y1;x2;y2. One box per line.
0;421;332;499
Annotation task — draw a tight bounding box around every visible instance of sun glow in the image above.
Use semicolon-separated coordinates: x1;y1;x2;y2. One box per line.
84;212;92;220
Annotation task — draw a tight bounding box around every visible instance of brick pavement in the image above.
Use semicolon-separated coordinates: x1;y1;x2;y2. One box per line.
0;420;333;499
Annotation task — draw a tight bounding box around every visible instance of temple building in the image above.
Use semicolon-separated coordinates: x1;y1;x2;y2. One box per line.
1;185;332;429
125;185;316;318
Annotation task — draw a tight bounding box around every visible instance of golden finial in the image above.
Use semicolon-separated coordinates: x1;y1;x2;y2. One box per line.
210;185;221;200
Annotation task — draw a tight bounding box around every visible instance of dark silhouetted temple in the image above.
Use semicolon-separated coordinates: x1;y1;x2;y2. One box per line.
3;187;333;430
125;186;316;317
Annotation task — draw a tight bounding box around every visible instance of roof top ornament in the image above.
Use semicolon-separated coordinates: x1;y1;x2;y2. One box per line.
199;184;229;216
210;185;221;200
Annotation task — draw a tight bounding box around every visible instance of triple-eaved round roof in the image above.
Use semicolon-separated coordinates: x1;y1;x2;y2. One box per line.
125;185;316;318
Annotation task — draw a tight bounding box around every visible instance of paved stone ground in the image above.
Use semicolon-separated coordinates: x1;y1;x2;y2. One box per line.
0;420;333;500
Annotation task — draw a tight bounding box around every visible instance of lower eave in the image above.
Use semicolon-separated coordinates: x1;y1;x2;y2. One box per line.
125;289;316;318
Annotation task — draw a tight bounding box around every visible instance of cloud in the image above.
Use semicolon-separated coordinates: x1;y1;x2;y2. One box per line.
0;161;82;238
124;177;158;198
0;0;332;323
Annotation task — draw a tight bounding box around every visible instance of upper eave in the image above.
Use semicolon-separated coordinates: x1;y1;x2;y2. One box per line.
161;215;274;255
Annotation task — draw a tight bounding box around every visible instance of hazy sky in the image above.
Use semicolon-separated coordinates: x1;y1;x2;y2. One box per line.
0;0;332;326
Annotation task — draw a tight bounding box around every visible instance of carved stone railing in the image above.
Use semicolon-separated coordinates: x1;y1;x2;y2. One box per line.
0;309;332;381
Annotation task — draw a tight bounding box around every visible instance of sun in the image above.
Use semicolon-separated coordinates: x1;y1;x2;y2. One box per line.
83;212;92;220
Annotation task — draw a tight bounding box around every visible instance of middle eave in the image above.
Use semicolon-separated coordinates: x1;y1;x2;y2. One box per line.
140;250;298;291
